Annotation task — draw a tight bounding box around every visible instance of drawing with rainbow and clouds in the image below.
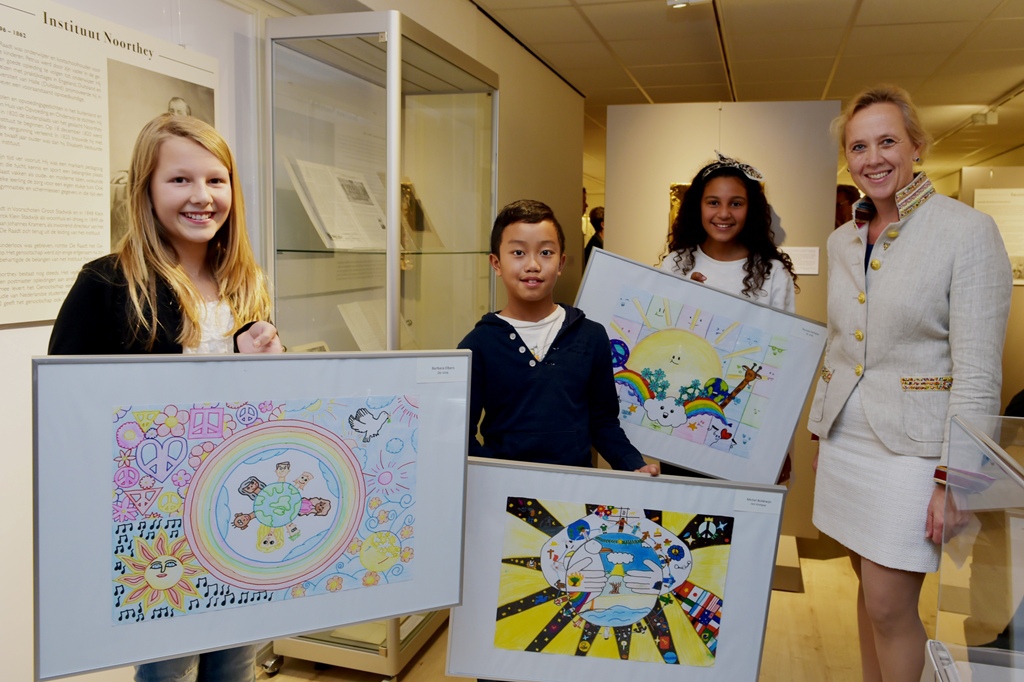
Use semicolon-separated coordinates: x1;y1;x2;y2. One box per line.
576;250;826;482
109;395;418;624
607;283;797;460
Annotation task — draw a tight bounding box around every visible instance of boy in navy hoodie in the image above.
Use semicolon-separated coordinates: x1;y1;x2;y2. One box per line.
458;199;659;476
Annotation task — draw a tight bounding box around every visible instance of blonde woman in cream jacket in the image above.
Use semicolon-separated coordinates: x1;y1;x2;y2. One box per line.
808;85;1010;682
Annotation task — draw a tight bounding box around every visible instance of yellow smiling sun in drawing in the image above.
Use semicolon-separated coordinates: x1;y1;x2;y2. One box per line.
116;530;206;613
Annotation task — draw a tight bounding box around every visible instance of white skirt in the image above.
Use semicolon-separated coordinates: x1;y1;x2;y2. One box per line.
813;385;940;573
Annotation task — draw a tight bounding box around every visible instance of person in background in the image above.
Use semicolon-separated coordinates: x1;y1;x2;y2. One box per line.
50;113;281;681
583;206;604;266
836;184;860;228
809;84;1011;682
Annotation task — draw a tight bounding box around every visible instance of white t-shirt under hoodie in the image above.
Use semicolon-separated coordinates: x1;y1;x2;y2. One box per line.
661;244;795;313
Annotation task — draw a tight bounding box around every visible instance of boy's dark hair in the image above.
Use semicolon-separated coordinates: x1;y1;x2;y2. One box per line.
665;162;799;297
490;199;565;256
589;206;605;231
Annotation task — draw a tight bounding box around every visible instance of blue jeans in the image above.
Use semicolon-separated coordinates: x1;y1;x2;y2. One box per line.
134;645;256;682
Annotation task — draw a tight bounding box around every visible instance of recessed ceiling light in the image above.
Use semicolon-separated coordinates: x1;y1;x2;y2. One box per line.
668;0;711;6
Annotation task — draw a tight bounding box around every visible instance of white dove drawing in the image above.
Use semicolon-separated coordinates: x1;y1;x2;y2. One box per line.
348;408;389;442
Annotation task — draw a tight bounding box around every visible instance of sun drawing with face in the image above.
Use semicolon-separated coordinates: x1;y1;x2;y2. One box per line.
116;530;207;612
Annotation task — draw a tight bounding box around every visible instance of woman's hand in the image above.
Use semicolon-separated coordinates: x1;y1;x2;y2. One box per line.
690;271;707;283
925;483;969;545
635;462;660;476
237;321;283;354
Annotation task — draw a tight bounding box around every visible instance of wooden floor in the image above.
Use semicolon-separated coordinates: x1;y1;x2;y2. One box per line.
257;536;939;682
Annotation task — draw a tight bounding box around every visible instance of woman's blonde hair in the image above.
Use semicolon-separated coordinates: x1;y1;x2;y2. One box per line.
117;113;271;350
830;84;932;161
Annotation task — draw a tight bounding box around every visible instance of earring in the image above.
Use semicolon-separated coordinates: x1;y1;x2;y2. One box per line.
914;157;921;163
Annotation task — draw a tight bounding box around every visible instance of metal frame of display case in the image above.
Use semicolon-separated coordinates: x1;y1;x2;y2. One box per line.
263;11;498;678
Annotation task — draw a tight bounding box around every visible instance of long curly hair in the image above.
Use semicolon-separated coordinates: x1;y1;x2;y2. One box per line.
663;162;798;297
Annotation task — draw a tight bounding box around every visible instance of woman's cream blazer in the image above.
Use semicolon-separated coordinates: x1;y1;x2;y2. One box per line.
807;181;1011;463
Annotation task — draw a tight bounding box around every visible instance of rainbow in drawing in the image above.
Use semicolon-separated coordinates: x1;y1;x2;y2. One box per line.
183;420;366;591
614;369;654;402
682;397;727;425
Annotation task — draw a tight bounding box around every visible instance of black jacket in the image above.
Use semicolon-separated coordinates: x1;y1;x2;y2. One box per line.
48;254;255;355
457;304;645;470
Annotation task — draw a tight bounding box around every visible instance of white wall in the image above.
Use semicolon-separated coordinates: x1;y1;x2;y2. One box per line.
603;100;839;537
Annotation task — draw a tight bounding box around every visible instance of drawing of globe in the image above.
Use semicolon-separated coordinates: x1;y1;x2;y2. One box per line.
253;482;302;528
568;533;661;627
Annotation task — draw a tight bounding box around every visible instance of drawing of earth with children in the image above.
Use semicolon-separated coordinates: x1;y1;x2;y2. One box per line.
608;285;790;458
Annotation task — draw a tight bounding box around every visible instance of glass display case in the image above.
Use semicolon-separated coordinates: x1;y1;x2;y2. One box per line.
266;10;497;353
930;415;1024;680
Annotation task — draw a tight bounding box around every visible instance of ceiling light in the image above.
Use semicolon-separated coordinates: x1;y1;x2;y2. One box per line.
668;0;711;6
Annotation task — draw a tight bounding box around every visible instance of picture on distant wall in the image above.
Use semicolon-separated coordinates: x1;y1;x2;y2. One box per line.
107;59;215;247
494;497;732;667
110;395;418;624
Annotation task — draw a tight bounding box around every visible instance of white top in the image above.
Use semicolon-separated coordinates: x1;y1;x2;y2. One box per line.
661;245;796;313
183;299;234;354
497;305;566;361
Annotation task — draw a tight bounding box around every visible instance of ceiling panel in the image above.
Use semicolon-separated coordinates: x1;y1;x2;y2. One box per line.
843;23;979;56
609;36;722;66
857;0;1004;25
631;62;728;88
531;40;620;70
726;28;845;61
734;80;825;101
559;66;636;89
992;0;1024;18
581;0;717;41
476;0;573;8
720;0;856;33
961;17;1024;50
731;57;833;84
646;83;734;102
830;53;947;83
486;6;595;42
585;87;652;105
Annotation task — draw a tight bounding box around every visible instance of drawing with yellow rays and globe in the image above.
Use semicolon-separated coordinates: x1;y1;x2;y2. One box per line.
495;498;732;666
111;395;418;625
607;284;794;461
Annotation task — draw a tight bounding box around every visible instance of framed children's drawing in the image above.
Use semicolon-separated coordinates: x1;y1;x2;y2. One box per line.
33;351;470;680
576;249;826;483
447;458;786;681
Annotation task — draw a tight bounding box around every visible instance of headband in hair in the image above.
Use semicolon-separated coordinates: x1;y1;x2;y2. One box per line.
700;151;765;183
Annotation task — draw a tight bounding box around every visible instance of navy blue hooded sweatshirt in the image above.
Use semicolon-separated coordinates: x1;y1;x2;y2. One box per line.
458;303;646;471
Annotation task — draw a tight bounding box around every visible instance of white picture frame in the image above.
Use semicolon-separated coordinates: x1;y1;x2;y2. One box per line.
447;458;786;681
33;352;470;680
576;249;826;483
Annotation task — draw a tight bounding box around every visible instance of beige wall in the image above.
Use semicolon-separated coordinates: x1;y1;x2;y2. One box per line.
604;101;841;538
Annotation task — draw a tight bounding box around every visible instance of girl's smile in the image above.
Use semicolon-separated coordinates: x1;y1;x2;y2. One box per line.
700;176;750;261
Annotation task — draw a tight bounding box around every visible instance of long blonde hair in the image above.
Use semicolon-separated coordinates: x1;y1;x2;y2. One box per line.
117;114;271;350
